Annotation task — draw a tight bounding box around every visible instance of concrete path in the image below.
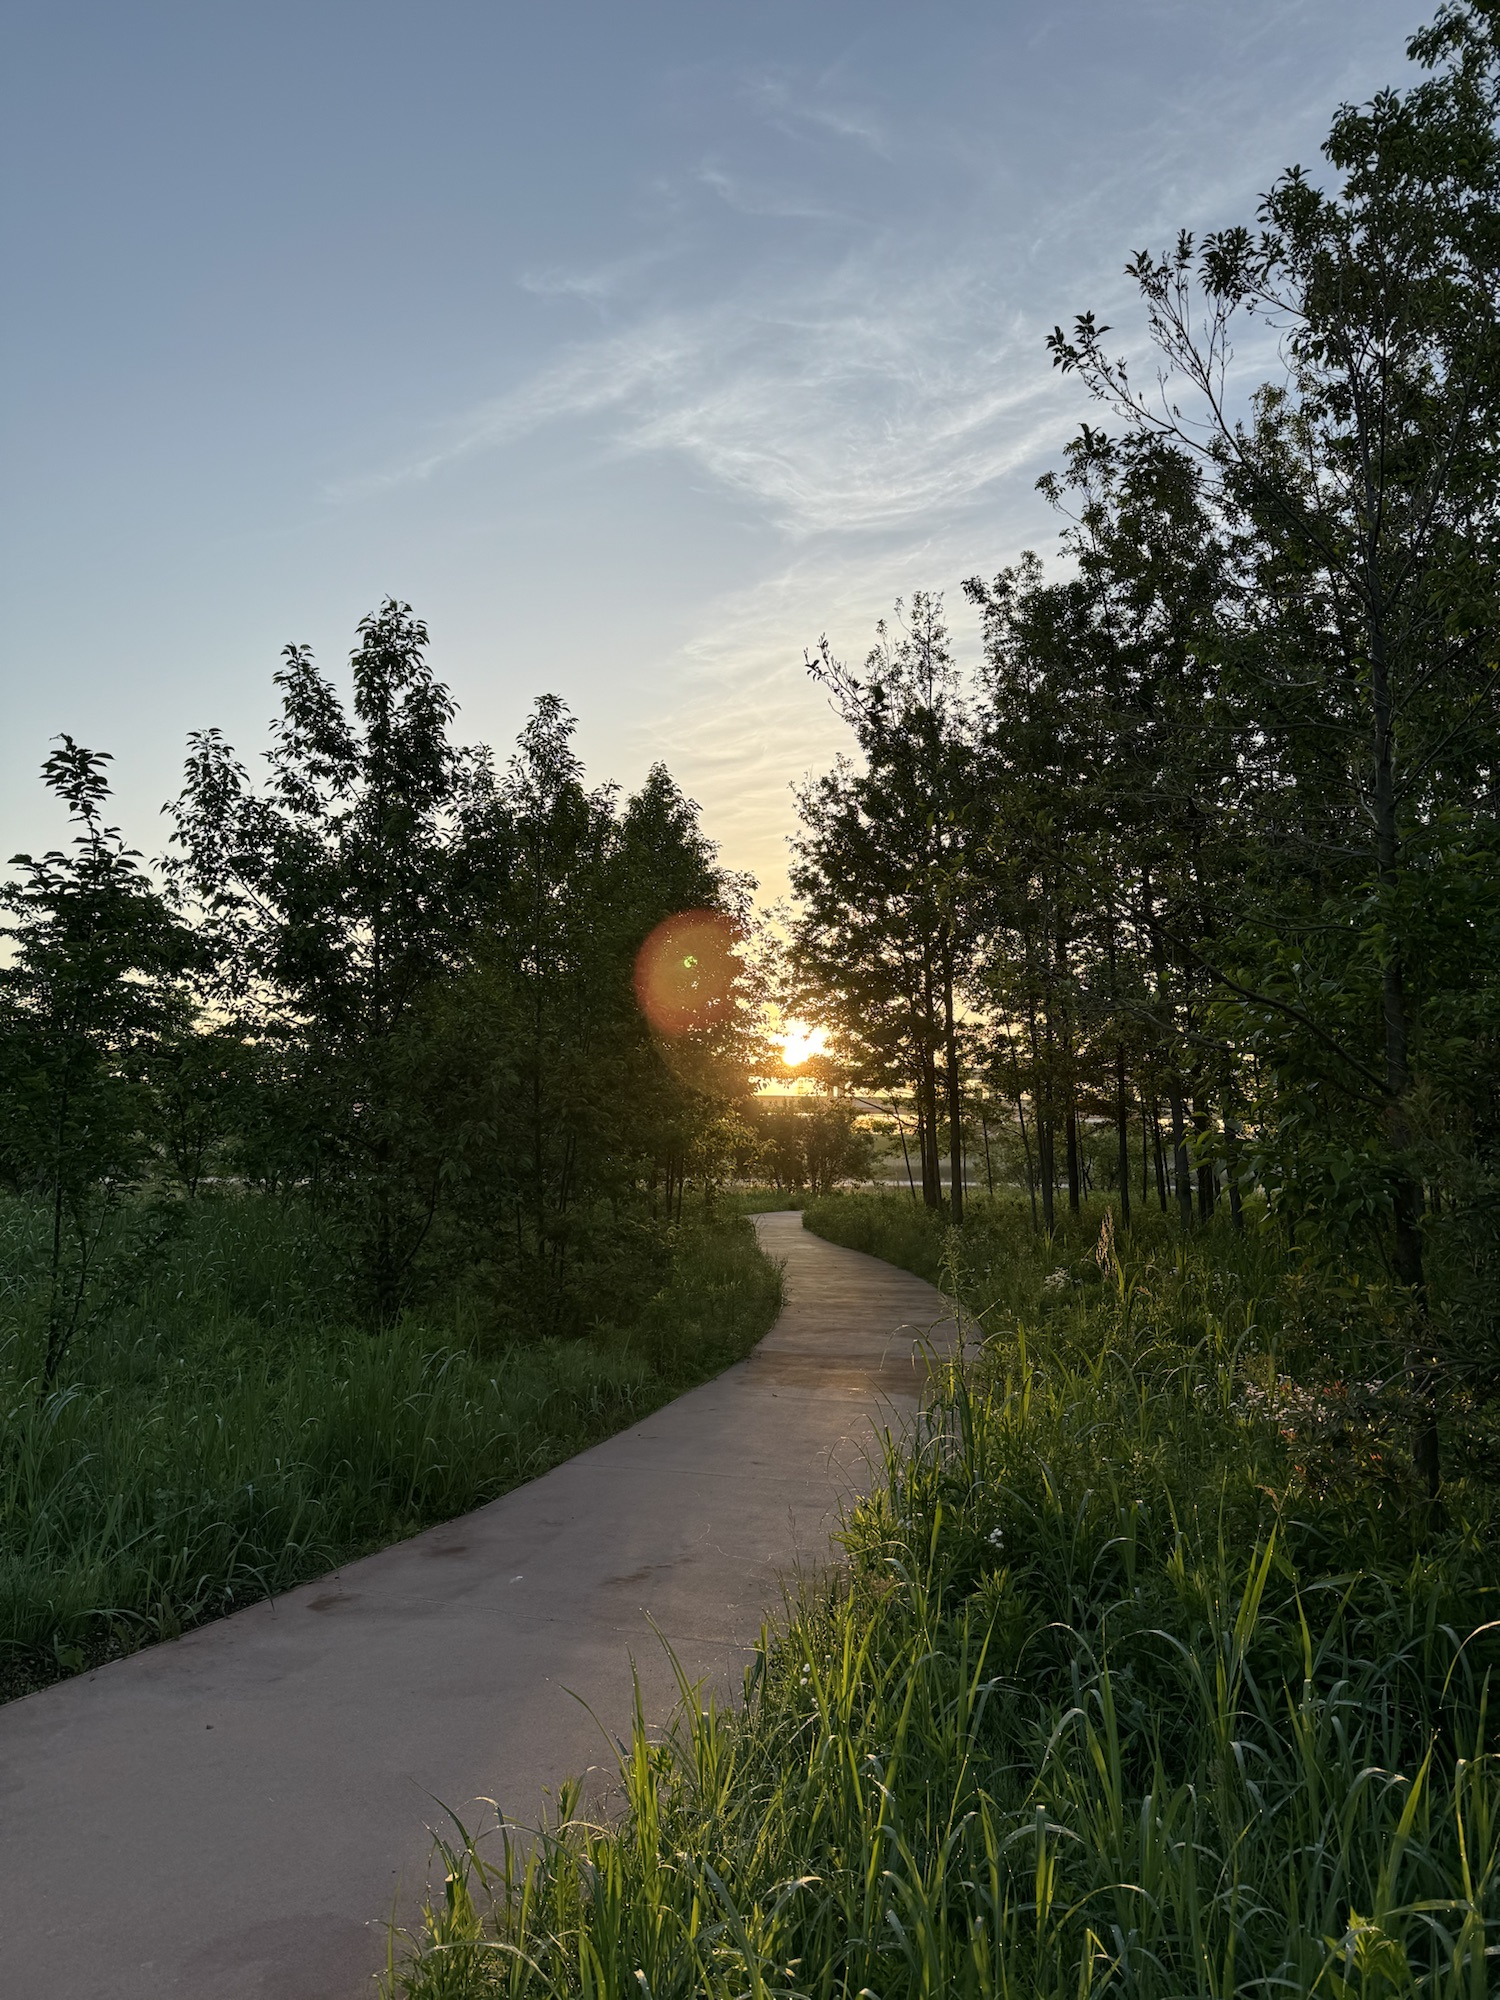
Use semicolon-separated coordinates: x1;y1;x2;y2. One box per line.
0;1214;952;2000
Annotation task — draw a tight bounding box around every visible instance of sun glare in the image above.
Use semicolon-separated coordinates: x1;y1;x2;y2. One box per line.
633;910;740;1036
779;1021;828;1068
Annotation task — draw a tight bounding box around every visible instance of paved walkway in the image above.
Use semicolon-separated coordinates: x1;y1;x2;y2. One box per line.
0;1214;952;2000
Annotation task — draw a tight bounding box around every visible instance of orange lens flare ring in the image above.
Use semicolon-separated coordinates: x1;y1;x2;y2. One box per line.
633;909;741;1037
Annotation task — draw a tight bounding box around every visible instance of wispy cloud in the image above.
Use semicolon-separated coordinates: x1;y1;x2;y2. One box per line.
331;30;1357;533
322;322;701;500
743;72;890;156
517;242;682;306
623;542;1002;897
695;163;855;226
330;247;1077;540
322;183;1160;897
324;0;1418;895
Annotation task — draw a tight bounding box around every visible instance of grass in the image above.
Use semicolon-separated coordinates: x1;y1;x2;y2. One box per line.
709;1185;812;1217
0;1194;783;1699
389;1190;1500;1998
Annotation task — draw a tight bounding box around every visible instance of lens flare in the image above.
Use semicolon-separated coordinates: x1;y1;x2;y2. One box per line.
633;909;740;1037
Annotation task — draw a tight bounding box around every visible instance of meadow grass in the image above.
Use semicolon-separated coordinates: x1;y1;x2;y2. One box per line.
0;1195;782;1698
389;1191;1500;1998
714;1191;812;1220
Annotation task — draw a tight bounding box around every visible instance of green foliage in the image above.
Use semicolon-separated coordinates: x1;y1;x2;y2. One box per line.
390;1196;1500;1999
781;6;1500;1495
802;1185;956;1283
0;609;787;1689
0;740;189;1383
0;1196;781;1697
160;610;760;1335
791;596;982;1216
418;723;757;1336
749;1099;876;1195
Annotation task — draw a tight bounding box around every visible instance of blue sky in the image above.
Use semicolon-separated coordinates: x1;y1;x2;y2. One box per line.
2;0;1421;895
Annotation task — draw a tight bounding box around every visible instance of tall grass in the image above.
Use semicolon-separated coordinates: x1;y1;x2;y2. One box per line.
0;1195;781;1697
390;1193;1500;1997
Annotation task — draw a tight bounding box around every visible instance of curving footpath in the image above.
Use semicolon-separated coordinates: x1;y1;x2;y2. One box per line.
0;1213;952;2000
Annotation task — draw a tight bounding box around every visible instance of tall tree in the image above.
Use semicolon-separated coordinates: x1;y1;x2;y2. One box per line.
794;595;982;1217
1047;6;1500;1485
167;601;473;1316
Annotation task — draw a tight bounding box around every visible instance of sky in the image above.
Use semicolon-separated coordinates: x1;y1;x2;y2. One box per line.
2;0;1424;898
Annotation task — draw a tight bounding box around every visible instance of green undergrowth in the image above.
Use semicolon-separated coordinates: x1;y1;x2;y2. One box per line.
390;1192;1500;1997
707;1186;811;1217
0;1196;781;1700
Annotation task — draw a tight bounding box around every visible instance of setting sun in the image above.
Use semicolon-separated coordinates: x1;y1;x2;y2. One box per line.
779;1020;828;1068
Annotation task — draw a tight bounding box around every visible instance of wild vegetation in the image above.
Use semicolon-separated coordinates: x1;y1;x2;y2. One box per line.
0;1198;779;1700
391;1192;1500;2000
8;1;1500;1985
389;9;1500;1993
0;611;798;1691
785;2;1500;1496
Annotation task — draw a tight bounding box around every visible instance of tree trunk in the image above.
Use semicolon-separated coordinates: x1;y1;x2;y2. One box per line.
1192;1098;1216;1222
1038;1003;1058;1232
1104;897;1130;1226
1014;1003;1041;1229
1143;876;1193;1231
1370;605;1435;1494
43;1181;70;1390
1015;1088;1038;1231
889;1096;917;1200
1141;1092;1150;1204
1376;648;1432;1496
1065;1102;1082;1214
1150;1099;1169;1213
1055;916;1079;1216
1116;1045;1132;1227
1222;1099;1245;1233
943;954;964;1225
918;1051;942;1209
1168;1087;1193;1230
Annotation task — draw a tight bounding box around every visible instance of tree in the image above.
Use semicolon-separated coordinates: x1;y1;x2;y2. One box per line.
794;595;984;1218
967;431;1241;1233
0;741;185;1383
1043;5;1500;1487
752;1096;875;1195
166;600;473;1316
166;600;764;1333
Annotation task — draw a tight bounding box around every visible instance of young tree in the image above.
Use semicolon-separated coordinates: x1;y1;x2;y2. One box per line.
794;596;984;1218
425;702;757;1331
166;601;471;1317
968;432;1242;1233
0;741;185;1383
